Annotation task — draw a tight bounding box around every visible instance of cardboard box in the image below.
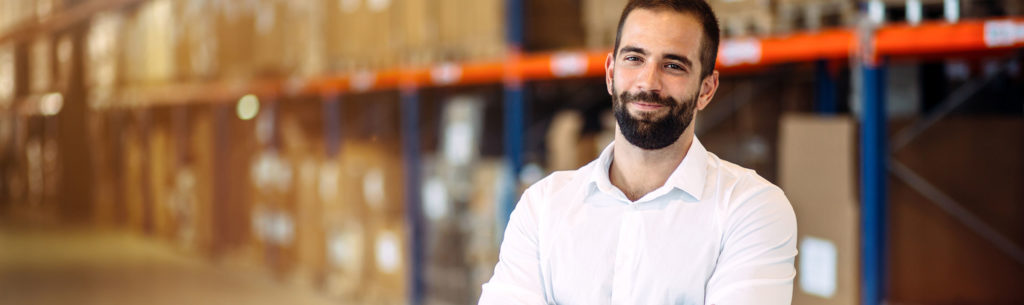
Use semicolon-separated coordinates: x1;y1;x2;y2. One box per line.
87;112;120;227
708;0;774;37
394;0;439;66
321;139;406;302
186;106;217;254
466;159;503;301
773;0;856;33
147;110;175;239
173;0;219;81
582;0;629;48
777;114;859;305
525;0;586;51
462;0;505;61
29;37;53;94
214;1;258;80
121;111;151;234
325;0;397;71
281;0;327;77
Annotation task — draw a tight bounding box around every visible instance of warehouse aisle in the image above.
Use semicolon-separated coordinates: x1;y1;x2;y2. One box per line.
0;221;337;305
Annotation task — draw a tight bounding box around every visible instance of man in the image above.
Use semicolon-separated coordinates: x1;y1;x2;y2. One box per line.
478;0;797;304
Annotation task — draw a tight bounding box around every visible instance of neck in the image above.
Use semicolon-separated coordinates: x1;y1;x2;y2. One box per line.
609;127;694;201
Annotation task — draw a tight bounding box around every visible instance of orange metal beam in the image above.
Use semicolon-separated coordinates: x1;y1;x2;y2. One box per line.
99;17;1024;107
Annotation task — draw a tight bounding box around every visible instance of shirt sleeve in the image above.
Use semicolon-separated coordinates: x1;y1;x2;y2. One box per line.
478;186;547;305
705;185;798;305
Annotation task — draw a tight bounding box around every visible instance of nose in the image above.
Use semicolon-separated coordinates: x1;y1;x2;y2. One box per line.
633;63;662;93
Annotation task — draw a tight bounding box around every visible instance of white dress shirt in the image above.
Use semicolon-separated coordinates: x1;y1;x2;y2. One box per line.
479;138;797;305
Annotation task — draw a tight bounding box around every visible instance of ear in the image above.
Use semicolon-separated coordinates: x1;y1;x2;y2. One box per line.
605;52;615;96
696;70;719;111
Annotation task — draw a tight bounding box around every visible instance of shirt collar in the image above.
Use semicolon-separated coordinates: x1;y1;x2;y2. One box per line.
584;137;708;201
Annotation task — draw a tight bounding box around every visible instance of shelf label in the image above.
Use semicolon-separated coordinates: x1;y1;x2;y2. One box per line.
551;52;588;78
984;20;1024;48
719;39;762;67
799;236;838;299
350;70;377;92
431;63;462;85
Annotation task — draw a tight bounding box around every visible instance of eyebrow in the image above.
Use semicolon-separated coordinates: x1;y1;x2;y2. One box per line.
619;45;694;70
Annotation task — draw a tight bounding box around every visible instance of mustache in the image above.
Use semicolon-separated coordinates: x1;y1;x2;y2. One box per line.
619;90;677;107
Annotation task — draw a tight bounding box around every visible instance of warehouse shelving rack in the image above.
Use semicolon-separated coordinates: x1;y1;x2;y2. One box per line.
2;0;1024;304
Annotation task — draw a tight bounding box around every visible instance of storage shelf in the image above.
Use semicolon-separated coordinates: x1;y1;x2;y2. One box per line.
109;18;1024;106
0;0;145;46
2;0;1020;106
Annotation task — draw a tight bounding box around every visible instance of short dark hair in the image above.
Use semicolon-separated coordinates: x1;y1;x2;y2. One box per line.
613;0;720;79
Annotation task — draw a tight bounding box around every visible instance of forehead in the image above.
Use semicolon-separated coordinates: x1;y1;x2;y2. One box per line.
619;8;703;61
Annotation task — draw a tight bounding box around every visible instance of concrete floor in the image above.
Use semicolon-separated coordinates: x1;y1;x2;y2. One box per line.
0;222;338;305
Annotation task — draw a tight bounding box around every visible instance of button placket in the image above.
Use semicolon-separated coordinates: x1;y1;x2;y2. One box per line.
611;207;642;304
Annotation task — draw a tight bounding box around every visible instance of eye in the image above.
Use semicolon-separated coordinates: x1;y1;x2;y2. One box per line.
623;55;642;62
665;63;685;71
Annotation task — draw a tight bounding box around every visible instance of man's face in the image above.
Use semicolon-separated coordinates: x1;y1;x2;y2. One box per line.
606;8;715;150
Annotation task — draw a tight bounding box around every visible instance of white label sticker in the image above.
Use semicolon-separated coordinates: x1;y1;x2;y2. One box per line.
422;177;450;221
984;20;1024;48
550;52;588;78
375;230;400;274
363;168;385;209
367;0;390;12
431;63;462;85
350;70;376;92
318;161;340;202
799;236;838;299
328;226;364;271
719;39;762;67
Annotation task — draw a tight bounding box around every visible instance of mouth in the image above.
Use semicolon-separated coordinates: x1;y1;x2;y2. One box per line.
630;101;667;111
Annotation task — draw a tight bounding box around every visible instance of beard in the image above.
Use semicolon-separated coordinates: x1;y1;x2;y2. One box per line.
612;86;698;150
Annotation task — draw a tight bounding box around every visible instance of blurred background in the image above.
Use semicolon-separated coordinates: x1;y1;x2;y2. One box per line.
0;0;1022;304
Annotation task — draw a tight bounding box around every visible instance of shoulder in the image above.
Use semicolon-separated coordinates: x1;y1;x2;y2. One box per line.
706;153;794;227
523;169;583;199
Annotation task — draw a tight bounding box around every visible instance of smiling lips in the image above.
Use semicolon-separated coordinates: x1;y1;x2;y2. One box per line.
631;101;668;111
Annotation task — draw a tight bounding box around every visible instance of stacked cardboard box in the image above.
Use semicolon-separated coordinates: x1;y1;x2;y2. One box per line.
440;0;506;61
174;0;219;81
0;0;38;33
85;12;122;109
0;44;13;105
466;159;503;301
121;111;151;233
146;109;177;239
322;139;407;304
184;106;217;254
525;0;586;51
778;114;859;305
87;111;121;226
583;0;629;48
326;0;396;71
709;0;775;37
774;0;856;34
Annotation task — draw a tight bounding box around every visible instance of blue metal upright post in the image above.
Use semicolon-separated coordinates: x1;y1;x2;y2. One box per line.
860;58;888;305
815;60;838;114
500;0;526;233
400;88;425;305
322;94;342;157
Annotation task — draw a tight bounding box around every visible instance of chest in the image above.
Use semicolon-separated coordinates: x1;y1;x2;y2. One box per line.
541;201;722;305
